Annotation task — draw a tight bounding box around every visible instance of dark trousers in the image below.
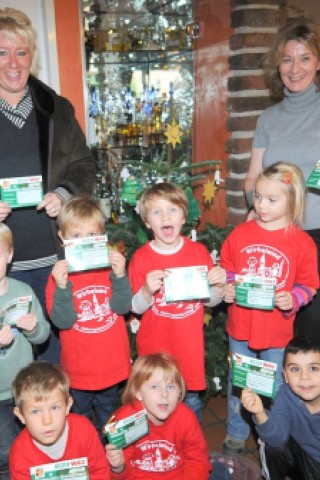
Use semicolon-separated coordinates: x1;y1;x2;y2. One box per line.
0;399;22;479
294;229;320;340
71;384;119;443
8;266;60;364
261;436;320;480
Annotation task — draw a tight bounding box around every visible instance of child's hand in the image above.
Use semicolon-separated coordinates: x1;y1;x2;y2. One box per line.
275;291;293;311
241;388;268;425
0;324;14;347
16;313;37;332
143;270;167;298
105;444;125;472
52;260;69;288
109;251;126;278
208;265;226;286
224;283;235;303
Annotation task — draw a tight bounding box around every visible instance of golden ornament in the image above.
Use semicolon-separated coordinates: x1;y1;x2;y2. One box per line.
203;178;218;204
164;119;183;149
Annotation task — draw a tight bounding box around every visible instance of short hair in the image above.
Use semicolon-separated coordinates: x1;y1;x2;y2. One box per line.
12;361;70;411
0;223;13;251
57;196;105;235
284;336;320;366
256;161;305;227
138;183;188;224
264;19;320;101
0;8;39;76
122;353;186;405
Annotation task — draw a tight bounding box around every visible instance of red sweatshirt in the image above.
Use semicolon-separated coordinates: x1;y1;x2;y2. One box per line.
10;413;110;479
108;401;211;480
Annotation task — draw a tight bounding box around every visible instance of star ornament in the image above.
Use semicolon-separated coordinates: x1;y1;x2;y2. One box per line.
164;119;183;149
203;178;218;204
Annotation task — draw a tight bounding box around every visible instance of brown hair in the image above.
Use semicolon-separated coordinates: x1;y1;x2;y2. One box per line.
138;183;188;224
12;361;70;411
122;353;186;405
264;19;320;101
256;161;306;226
0;8;39;76
57;196;105;235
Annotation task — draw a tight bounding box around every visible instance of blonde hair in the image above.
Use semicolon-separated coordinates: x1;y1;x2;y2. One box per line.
256;162;306;226
57;196;105;235
122;353;186;405
264;20;320;101
138;183;188;224
0;223;13;251
0;8;39;76
12;361;70;411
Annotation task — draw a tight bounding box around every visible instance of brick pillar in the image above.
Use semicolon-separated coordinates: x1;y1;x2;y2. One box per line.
226;0;286;225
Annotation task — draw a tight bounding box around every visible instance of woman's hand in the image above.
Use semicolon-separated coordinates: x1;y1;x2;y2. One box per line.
37;192;63;218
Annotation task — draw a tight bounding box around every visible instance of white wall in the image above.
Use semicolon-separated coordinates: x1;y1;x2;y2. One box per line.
0;0;60;92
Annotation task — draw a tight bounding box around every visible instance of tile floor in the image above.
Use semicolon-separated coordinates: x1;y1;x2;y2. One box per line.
202;394;263;479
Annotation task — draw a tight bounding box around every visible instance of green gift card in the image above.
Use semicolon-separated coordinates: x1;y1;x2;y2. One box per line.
0;296;32;328
30;458;89;479
232;352;277;399
235;274;276;310
103;409;149;449
0;176;43;208
64;235;110;272
164;265;210;302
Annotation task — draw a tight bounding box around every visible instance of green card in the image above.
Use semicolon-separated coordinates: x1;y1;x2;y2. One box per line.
103;409;149;449
235;274;276;310
0;176;43;208
64;235;110;272
306;160;320;189
232;352;277;399
30;458;89;479
0;296;32;328
164;265;210;302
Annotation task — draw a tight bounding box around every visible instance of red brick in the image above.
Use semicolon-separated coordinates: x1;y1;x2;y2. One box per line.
228;75;267;91
225;137;252;154
227;157;250;174
226;193;247;210
225;176;245;192
229;52;265;70
227;115;259;132
227;209;248;226
230;32;276;50
227;96;272;113
231;0;284;5
231;9;281;28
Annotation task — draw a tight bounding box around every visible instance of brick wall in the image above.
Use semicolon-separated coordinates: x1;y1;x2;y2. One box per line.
225;0;287;225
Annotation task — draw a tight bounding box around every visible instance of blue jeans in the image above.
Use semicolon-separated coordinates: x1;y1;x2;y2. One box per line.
0;399;22;477
8;266;60;364
71;385;120;443
184;391;203;423
227;336;284;441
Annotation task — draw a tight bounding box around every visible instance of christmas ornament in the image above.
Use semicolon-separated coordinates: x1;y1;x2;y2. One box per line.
185;186;201;223
202;177;218;205
164;119;183;149
121;176;143;206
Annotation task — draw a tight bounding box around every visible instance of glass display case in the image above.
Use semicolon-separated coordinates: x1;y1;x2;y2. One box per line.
81;0;197;217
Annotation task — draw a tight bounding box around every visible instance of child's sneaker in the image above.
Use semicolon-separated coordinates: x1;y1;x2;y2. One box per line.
222;435;246;455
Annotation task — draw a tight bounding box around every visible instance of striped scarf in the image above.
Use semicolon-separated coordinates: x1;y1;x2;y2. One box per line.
0;87;33;128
